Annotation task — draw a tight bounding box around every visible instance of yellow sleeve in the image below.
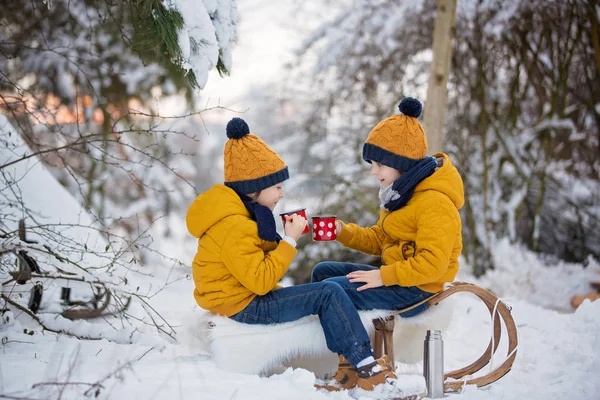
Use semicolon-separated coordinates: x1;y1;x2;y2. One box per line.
336;219;386;256
379;197;459;287
220;222;297;295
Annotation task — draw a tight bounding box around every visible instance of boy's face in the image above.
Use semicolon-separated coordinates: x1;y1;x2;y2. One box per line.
370;161;402;188
254;183;284;211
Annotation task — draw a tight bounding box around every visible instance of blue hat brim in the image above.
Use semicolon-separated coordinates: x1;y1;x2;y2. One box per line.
225;167;289;194
362;143;423;172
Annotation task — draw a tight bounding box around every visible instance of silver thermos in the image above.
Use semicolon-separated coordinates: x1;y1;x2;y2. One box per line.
423;329;444;398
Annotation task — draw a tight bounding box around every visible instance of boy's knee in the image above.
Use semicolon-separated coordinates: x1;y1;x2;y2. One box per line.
311;262;329;282
319;280;344;297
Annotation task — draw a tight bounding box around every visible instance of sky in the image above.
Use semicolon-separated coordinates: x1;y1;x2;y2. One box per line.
196;0;300;124
1;1;600;399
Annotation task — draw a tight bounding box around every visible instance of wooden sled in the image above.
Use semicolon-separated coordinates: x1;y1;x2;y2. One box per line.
372;281;518;393
61;288;132;320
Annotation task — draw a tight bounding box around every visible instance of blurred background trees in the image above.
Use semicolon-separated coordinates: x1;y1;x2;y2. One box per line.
286;0;600;281
1;0;598;284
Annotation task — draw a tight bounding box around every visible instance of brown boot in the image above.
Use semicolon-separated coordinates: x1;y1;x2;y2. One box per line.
355;355;397;391
315;355;358;391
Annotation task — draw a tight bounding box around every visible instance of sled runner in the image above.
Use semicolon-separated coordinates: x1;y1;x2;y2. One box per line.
60;286;132;320
372;281;518;392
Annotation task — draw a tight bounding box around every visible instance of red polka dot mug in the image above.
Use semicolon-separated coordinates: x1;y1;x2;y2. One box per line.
311;215;337;241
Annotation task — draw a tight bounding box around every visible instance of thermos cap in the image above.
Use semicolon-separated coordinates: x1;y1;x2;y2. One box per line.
425;329;443;340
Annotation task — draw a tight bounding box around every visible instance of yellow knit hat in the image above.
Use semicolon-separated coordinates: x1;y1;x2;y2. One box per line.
363;97;428;171
223;118;289;194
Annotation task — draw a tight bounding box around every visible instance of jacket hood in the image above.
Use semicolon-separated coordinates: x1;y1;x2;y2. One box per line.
415;153;465;209
186;184;250;238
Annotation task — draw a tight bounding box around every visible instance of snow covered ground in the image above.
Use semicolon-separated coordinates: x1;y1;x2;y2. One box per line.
1;261;599;400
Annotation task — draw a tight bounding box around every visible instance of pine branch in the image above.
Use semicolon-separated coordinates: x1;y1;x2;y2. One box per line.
129;0;200;89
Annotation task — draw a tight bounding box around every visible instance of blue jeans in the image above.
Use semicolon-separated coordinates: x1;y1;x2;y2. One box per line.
229;281;374;367
311;262;433;317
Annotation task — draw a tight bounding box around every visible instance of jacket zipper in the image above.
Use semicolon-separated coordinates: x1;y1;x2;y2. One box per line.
381;212;391;235
380;212;393;261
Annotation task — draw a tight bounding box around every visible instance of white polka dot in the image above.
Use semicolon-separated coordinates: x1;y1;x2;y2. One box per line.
328;222;333;228
334;229;338;235
313;232;316;239
327;231;332;237
318;230;324;236
319;221;325;227
313;223;317;229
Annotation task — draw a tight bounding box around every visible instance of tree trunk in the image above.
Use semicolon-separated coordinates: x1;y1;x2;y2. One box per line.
424;0;457;154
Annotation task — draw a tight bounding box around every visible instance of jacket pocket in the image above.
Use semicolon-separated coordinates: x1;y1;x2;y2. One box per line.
381;241;417;265
401;241;416;260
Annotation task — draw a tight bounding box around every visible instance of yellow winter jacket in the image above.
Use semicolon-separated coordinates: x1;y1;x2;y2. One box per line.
336;153;464;293
186;184;297;316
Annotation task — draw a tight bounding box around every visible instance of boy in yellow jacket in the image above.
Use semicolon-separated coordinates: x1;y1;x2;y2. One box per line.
312;97;465;329
186;118;396;392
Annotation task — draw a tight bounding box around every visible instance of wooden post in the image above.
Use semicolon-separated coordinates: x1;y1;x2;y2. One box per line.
373;317;396;362
423;0;457;154
382;317;395;363
373;319;384;359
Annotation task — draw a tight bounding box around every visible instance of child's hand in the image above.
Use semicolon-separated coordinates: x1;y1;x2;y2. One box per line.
347;270;384;291
284;214;308;241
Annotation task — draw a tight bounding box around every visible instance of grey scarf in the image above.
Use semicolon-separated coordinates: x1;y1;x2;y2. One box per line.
379;184;401;211
378;157;443;211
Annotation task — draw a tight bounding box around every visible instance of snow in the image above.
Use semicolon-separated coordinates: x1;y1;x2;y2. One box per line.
0;116;108;264
469;238;600;312
168;0;238;89
2;265;600;399
2;114;600;399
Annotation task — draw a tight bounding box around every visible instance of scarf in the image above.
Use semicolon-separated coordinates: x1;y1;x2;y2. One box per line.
237;193;281;243
379;156;439;211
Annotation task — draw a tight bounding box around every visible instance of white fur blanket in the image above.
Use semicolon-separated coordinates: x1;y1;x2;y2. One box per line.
179;299;454;378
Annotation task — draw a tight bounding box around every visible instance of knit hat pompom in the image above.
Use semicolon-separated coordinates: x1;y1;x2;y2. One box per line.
398;97;422;118
363;96;428;171
223;117;289;194
226;117;250;139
